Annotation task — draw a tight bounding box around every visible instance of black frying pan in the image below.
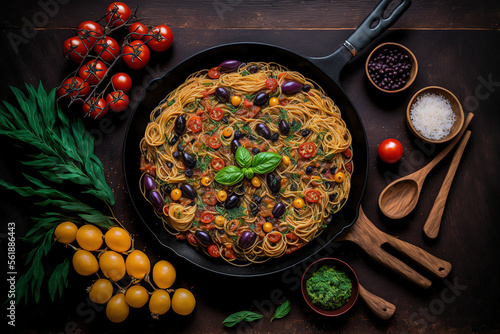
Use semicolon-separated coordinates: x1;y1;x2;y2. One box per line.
123;0;411;277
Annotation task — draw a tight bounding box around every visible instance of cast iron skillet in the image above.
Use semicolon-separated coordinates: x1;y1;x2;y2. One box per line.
123;0;411;277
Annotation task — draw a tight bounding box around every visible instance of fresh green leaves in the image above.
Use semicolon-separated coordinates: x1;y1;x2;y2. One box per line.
271;300;291;322
48;258;70;302
215;147;282;185
222;311;263;327
215;206;246;220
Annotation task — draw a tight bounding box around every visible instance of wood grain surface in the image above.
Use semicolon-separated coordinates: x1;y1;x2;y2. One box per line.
1;1;500;333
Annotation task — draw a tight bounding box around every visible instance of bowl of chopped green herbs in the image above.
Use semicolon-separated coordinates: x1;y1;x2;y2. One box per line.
301;258;359;316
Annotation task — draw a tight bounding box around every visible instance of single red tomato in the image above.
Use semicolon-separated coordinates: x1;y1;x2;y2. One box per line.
128;22;148;40
111;73;132;93
298;142;316;159
208;136;221;149
77;21;103;48
62;36;87;63
207;244;220;257
211;158;225;171
187;116;202;132
304;189;321;203
94;36;120;62
106;91;129;112
202;192;217;206
186;233;197;246
105;2;131;28
265;78;278;91
122;40;150;70
343;148;352;158
223;248;236;260
208;68;220;79
267;232;281;243
378;138;404;163
209;107;224;121
83;97;109;119
57;77;90;100
78;60;108;85
200;212;215;224
144;25;173;52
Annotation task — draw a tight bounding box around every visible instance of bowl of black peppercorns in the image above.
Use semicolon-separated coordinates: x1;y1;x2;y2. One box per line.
366;42;418;93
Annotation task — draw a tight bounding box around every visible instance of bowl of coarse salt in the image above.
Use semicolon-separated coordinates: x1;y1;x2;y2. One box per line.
406;86;464;144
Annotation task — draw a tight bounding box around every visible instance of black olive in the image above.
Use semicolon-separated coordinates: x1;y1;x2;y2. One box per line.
271;202;286;218
329;166;337;174
279;119;290;136
270;132;279;142
215;87;230;102
239;231;257;249
182;152;197;168
177;144;184;152
160;184;171;195
180;184;197;199
321;168;328;174
170;135;178;145
174;115;186;135
302;84;311;92
224;194;240;209
231;139;241;154
190;138;196;144
248;65;259;73
301;129;311;137
173;151;181;160
194;230;212;246
252;148;260;155
189;201;196;206
167;162;173;168
252;195;262;204
306;166;314;175
255;123;271;139
185;169;193;177
234;130;243;139
266;173;281;193
253;92;269;106
221;116;229;124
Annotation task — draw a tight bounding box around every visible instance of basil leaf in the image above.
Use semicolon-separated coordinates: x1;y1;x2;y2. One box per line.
271;299;291;322
236;146;252;168
222;311;263;327
214;165;244;185
243;167;254;179
251;152;282;174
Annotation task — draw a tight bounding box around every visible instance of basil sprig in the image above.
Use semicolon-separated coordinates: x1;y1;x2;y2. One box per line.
222;310;263;327
271;299;291;322
215;147;281;186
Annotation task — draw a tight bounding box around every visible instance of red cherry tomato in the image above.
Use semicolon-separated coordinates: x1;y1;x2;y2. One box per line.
77;21;103;48
208;68;221;79
267;232;281;243
187;116;202;133
378;138;404;164
209;107;224;121
243;99;253;108
78;60;108;85
223;248;236;260
207;244;220;257
304;189;321;203
94;36;120;62
186;233;197;246
200;212;215;224
344;161;353;173
343;148;352;158
105;2;131;28
62;36;87;63
122;40;150;70
106;91;129;112
111;73;132;93
57;77;90;100
208;136;221;149
211;158;225;171
83;97;109;119
298;142;316;159
202;192;217;206
265;78;278;91
128;22;148;40
144;25;173;52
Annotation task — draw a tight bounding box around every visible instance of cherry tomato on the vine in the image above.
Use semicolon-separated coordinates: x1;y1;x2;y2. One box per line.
111;72;132;93
122;40;150;70
128;22;148;40
144;25;173;52
378;138;404;164
105;2;131;28
62;36;87;63
78;60;108;85
83;97;109;120
57;77;90;100
77;21;103;49
106;91;129;112
94;36;120;62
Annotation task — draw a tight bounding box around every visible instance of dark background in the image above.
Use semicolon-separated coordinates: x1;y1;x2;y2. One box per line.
1;0;499;333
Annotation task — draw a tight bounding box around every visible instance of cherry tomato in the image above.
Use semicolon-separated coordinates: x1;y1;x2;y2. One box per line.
104;227;131;252
208;135;221;149
263;222;273;233
265;78;278;91
126;250;151;280
200;212;215;224
186;233;197;246
344;161;353;173
269;97;279;107
57;77;90;100
152;260;176;289
122;40;150;70
202;191;217;206
187;116;203;132
208;67;220;79
243;99;253;108
83;97;109;120
149;289;171;315
89;278;113;304
231;95;242;106
54;221;78;244
77;21;103;49
286;232;298;241
172;288;196;316
111;72;132;93
211;157;225;171
293;198;305;209
223;247;236;260
106;293;129;323
73;250;99;276
217;190;227;202
207;244;220;257
298;142;316;158
128;22;148;40
304;189;321;203
209;107;224;121
76;224;103;251
106;91;129;112
125;285;149;308
105;2;131;28
222;127;233;137
267;232;281;243
343;148;352;158
334;171;345;183
144;25;173;52
99;250;126;282
94;36;120;62
378;138;404;164
62;36;87;63
286;245;300;255
78;60;108;85
170;188;182;201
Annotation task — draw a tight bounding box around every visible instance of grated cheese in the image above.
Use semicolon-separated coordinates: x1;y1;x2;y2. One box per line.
410;93;456;140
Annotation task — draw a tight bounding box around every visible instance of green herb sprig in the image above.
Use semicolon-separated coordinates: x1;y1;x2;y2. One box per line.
222;311;263;327
271;299;291;322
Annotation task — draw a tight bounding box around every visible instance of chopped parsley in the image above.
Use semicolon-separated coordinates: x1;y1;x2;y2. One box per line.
167;99;176;107
215;206;247;220
241;70;250;76
290;119;302;132
279;109;289;122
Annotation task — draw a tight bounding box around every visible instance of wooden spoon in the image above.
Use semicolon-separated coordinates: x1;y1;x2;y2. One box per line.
423;131;471;239
378;112;474;219
358;283;396;320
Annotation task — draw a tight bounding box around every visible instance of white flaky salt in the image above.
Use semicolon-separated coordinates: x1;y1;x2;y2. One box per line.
410;93;456;140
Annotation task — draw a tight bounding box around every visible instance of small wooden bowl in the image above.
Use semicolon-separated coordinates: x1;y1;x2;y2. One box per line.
406;86;464;144
301;258;359;317
365;42;418;93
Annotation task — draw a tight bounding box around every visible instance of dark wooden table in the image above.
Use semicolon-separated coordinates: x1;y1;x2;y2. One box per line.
1;1;499;333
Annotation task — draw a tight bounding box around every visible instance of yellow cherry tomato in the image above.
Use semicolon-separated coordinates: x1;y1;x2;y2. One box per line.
99;250;126;282
104;227;132;253
76;224;103;251
89;278;113;304
171;288;196;316
152;260;176;289
251;176;261;187
263;222;273;233
217;190;227;202
231;95;242;106
282;156;290;165
334;172;345;183
222;127;233;138
171;188;182;201
126;250;151;280
215;215;225;226
54;221;78;244
269;97;279;107
149;289;171;315
125;285;149;308
106;293;129;323
73;250;99;276
293;198;305;209
201;177;211;186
